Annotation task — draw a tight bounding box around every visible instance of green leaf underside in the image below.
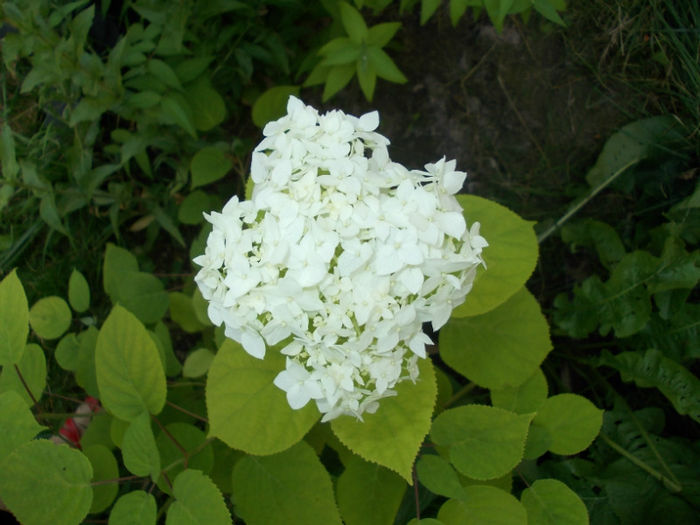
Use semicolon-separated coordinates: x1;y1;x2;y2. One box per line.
331;357;437;483
431;404;533;480
533;394;603;455
166;469;232;525
440;287;552;389
336;454;407;525
453;195;538;317
0;440;93;525
95;305;167;421
437;485;528;525
0;391;47;463
206;339;319;455
520;478;589;525
108;491;157;525
0;270;29;365
232;441;342;525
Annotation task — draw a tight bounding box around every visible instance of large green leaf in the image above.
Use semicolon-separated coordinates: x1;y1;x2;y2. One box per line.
483;0;516;32
95;305;167;421
0;269;28;365
0;343;46;406
416;453;466;500
29;296;72;340
83;444;119;514
206;339;318;455
598;251;659;337
121;412;160;480
103;244;168;324
183;348;215;378
560;219;625;270
490;368;548;414
0;440;93;525
532;394;603;455
251;86;300;128
108;491;157;525
166;470;232;525
453;195;538;317
232;441;342;525
208;438;243;494
152;322;183;377
437;486;527;525
156;422;214;494
599;348;700;422
0;390;46;463
339;1;368;43
520;479;588;525
431;405;533;480
169;292;209;333
81;411;114;450
585;116;683;187
75;326;100;397
187;76;226;131
440;287;551;389
190;146;232;190
331;357;437;483
336;455;407;525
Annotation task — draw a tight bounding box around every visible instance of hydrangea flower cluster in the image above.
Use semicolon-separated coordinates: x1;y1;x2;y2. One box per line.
194;97;487;421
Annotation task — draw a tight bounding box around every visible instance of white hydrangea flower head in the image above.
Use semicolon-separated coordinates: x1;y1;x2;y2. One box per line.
194;96;487;421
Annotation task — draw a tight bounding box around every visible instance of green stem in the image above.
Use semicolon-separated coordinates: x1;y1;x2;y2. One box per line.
600;432;682;493
166;400;208;423
537;159;640;244
443;382;476;409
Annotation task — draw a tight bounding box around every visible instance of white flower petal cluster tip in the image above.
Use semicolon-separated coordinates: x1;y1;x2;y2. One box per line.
194;96;487;421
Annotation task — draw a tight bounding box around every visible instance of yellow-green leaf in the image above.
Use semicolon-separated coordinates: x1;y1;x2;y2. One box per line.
453;195;538;317
331;357;437;483
0;269;28;365
95;305;167;421
206;339;318;455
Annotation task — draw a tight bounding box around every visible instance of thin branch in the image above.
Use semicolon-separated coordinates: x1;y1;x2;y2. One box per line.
537;158;640;243
166;400;209;423
412;463;421;521
14;364;42;417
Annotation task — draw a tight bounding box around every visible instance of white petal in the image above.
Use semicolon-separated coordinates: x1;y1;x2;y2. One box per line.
271;158;292;186
408;332;432;358
358;111;379;131
286;384;311;409
437;212;466;238
442;168;466;194
398;267;424;294
241;330;266;359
